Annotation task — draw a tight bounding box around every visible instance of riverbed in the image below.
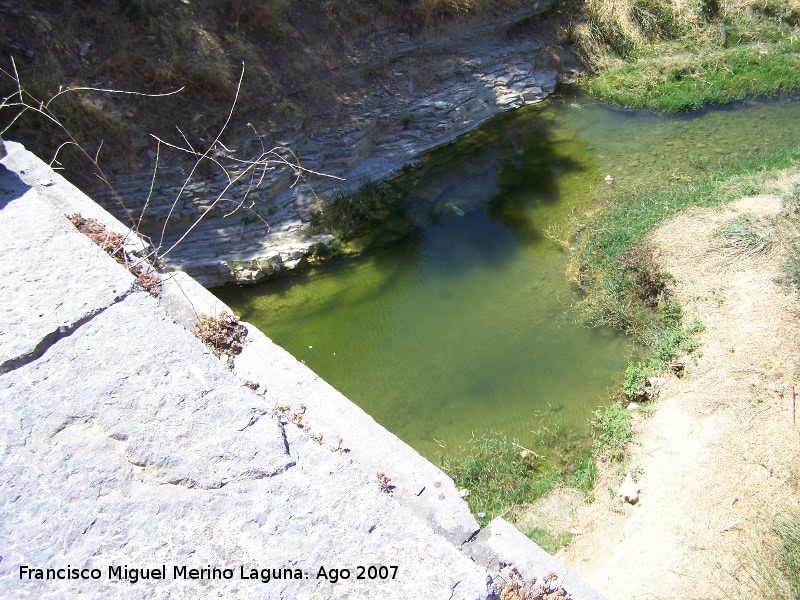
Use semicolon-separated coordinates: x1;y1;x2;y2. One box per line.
215;87;800;461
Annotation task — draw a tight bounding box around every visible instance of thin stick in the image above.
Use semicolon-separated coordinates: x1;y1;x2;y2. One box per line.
511;442;543;460
792;384;796;426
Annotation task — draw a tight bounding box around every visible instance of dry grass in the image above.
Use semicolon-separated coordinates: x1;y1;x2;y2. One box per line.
68;214;159;296
713;213;777;259
191;311;247;366
411;0;523;25
569;0;782;67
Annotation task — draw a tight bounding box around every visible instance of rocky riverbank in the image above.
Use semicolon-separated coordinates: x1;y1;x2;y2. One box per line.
100;1;579;286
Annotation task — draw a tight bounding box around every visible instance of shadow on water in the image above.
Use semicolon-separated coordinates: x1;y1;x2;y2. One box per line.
215;87;800;462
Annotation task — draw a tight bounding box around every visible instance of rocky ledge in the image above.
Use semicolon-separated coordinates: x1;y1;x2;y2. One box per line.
92;1;577;286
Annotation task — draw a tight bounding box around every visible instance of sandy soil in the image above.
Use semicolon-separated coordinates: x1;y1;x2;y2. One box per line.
556;175;800;599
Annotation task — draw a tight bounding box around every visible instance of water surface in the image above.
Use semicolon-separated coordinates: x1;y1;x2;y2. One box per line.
215;88;800;461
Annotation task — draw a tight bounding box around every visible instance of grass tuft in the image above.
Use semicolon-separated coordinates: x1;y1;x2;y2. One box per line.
748;515;800;599
522;527;574;554
573;449;598;496
714;214;775;258
439;432;562;524
592;404;632;462
310;180;406;240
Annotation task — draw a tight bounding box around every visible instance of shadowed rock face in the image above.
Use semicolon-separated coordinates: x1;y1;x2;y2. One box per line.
92;3;568;286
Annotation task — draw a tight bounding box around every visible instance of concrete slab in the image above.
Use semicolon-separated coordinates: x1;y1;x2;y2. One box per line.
158;270;233;331
1;140;149;258
0;292;293;489
0;165;136;374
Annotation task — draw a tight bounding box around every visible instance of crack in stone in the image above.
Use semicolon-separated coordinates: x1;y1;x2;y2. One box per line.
0;282;138;376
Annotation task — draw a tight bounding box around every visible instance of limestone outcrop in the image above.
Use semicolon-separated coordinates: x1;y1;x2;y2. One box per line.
93;2;572;285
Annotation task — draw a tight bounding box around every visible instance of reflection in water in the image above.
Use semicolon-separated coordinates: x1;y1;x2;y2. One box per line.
215;88;800;461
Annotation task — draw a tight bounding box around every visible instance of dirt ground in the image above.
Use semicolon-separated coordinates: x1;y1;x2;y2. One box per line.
552;174;800;599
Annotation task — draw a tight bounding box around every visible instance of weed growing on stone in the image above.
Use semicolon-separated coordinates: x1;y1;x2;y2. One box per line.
329;436;347;455
191;311;247;367
376;471;393;494
68;213;159;296
493;568;573;600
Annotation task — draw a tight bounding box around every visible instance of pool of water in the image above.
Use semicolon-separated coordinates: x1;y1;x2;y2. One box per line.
214;88;800;461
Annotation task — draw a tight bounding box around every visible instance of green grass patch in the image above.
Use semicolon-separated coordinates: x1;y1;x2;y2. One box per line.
522;527;574;554
310;180;406;240
571;145;800;342
778;183;800;292
589;38;800;112
779;245;800;291
749;515;800;599
439;432;563;525
574;0;800;112
621;317;704;399
591;404;632;462
573;448;598;496
775;517;800;598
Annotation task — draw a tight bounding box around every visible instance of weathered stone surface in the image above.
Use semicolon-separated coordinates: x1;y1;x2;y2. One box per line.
1;141;149;258
80;2;575;285
0;291;487;598
234;322;481;546
0;292;294;489
0;164;136;374
158;270;232;331
464;518;608;600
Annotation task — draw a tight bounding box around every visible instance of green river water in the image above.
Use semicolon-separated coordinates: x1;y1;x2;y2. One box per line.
215;87;800;462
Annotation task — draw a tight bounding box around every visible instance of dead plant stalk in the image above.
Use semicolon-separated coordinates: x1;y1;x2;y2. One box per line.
0;59;343;269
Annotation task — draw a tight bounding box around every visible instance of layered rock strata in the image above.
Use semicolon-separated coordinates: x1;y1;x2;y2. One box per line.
100;2;567;285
